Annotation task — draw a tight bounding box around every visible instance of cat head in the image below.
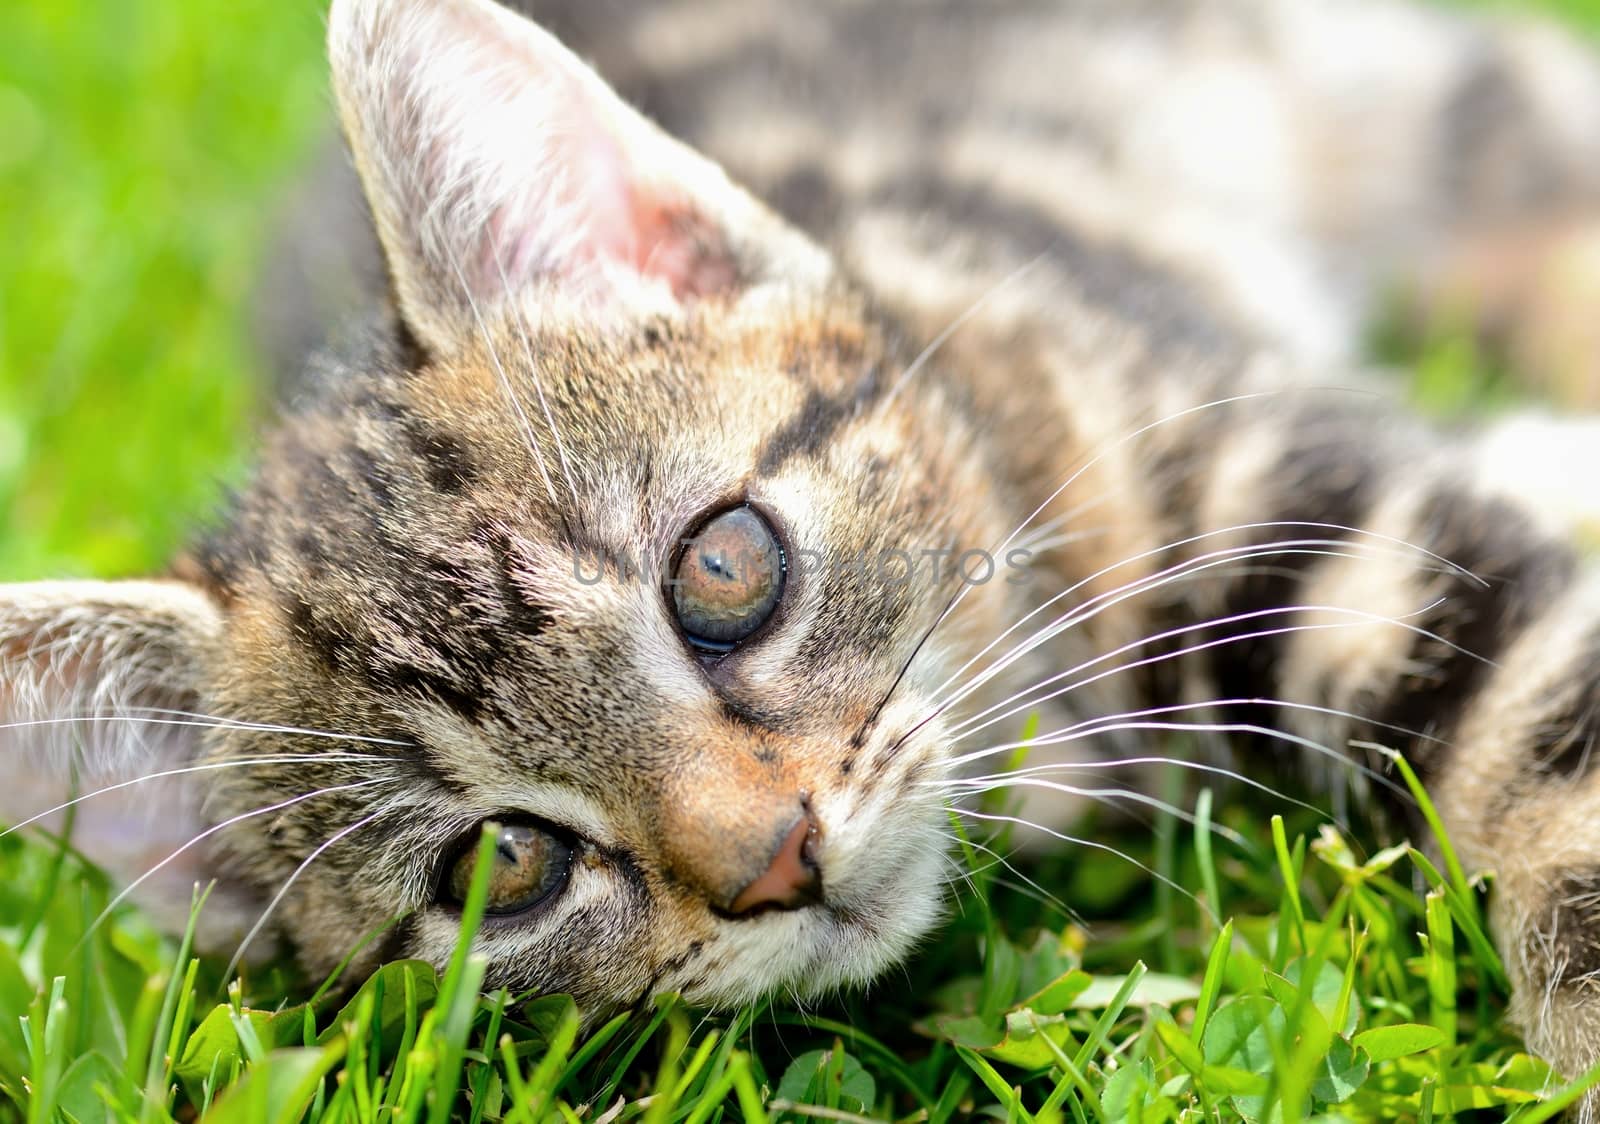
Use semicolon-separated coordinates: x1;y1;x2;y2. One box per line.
0;0;1032;1008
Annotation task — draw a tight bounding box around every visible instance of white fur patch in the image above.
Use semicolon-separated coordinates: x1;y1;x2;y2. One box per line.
1473;414;1600;543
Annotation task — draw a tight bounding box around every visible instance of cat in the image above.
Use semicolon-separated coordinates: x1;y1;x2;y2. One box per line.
11;0;1600;1095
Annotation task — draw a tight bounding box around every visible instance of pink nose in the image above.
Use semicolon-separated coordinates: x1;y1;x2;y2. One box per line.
727;810;822;915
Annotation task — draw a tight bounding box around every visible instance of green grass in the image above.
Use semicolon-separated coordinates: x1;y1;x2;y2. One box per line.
0;0;327;579
8;0;1600;1121
7;760;1598;1122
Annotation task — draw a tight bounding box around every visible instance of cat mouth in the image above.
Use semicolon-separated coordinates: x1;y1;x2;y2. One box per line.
703;796;950;1001
686;852;946;1008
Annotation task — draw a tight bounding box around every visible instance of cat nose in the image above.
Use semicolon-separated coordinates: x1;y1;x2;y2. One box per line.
725;807;822;916
655;747;825;913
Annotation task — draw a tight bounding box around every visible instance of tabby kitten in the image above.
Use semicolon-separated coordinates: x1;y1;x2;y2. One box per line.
11;0;1600;1090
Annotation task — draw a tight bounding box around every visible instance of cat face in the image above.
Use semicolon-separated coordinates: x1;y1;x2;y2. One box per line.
197;297;1014;1007
0;0;1033;1010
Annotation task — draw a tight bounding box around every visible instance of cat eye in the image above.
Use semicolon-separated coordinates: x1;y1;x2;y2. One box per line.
671;506;786;651
442;821;575;916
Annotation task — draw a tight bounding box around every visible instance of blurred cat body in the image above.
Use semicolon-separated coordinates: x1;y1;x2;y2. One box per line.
11;0;1600;1093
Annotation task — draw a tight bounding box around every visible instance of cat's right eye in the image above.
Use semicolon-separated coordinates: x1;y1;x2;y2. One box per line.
441;821;575;916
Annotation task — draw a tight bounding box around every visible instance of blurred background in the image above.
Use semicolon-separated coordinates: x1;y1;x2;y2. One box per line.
0;0;329;579
2;0;1599;582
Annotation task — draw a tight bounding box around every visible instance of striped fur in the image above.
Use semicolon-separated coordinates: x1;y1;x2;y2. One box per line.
9;0;1600;1091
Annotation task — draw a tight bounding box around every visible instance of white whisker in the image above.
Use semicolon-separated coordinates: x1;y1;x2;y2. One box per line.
932;523;1469;710
0;710;411;746
946;777;1248;846
953;807;1214;923
0;753;393;839
948;594;1456;743
949;713;1410;800
222;807;390;983
1011;526;1111;558
935;828;1075;919
939;746;1349;825
446;253;562;506
879;253;1048;408
917;393;1284;662
493;250;582;508
77;776;395;949
883;536;1447;766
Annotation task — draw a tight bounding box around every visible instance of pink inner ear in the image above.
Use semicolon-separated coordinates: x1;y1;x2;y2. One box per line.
626;197;742;299
479;91;738;302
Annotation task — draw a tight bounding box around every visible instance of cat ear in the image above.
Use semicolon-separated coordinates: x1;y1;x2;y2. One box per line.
327;0;830;356
0;581;262;947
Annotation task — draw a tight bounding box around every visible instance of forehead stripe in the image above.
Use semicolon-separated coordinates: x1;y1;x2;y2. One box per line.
756;366;883;476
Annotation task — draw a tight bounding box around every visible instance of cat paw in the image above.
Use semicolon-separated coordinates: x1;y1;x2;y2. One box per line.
1497;864;1600;1113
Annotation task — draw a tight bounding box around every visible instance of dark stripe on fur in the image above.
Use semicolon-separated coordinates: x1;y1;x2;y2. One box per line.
1436;47;1560;219
1203;416;1376;746
873;173;1248;363
400;419;478;495
756;365;883;475
486;526;554;638
283;592;354;674
1531;632;1600;779
1369;490;1574;778
1538;869;1600;989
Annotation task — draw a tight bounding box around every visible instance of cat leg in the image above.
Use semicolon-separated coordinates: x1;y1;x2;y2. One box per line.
1135;390;1600;1083
1428;571;1600;1105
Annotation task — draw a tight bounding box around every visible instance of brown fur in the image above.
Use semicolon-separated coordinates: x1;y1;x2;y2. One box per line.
15;0;1600;1101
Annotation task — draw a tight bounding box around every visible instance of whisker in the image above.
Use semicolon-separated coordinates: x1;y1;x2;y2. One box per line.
879;253;1048;408
0;711;413;747
1011;526;1112;558
855;324;1274;741
493;250;583;516
1008;514;1079;555
0;753;394;839
1009;492;1116;551
948;594;1459;742
985;384;1419;589
964;873;1080;921
76;776;396;950
949;713;1411;801
888;535;1444;761
936;544;1368;713
935;851;986;893
935;828;1076;920
911;393;1288;677
939;747;1348;826
222;806;389;983
953;807;1215;924
119;706;416;741
446;253;563;509
999;394;1274;557
932;523;1470;709
944;777;1249;847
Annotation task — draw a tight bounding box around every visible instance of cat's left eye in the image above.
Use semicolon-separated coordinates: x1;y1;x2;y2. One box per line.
442;821;574;915
671;506;786;652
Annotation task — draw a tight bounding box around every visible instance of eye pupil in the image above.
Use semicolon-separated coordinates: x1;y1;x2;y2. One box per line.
671;506;785;650
444;821;574;915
